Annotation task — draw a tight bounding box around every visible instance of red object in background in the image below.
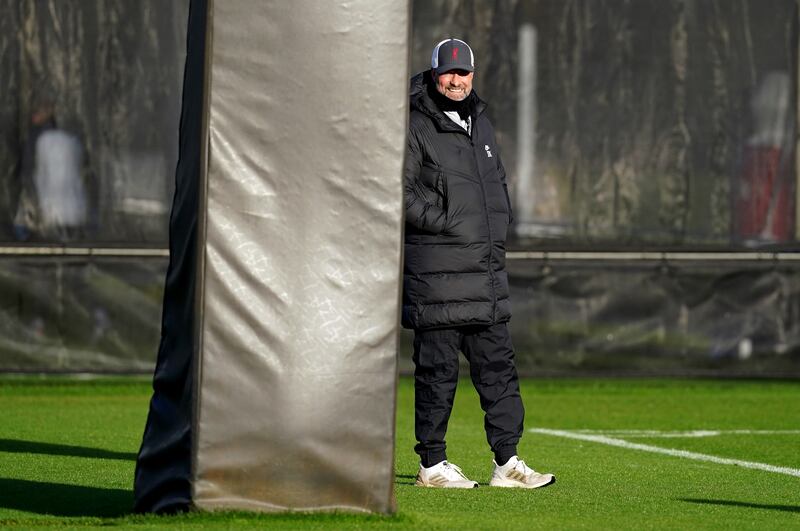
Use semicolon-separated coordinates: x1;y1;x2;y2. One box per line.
735;145;795;243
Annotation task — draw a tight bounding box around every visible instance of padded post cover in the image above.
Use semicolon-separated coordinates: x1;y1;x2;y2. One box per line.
192;0;408;514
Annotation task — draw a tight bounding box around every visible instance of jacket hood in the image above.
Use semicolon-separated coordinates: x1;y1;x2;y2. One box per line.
409;70;429;103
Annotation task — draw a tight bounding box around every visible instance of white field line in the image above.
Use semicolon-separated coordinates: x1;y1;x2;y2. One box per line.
530;428;800;478
569;429;800;439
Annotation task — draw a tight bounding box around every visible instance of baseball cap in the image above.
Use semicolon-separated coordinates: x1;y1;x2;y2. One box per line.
431;38;474;73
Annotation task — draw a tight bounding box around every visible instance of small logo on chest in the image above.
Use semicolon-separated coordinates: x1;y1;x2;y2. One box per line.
484;144;493;158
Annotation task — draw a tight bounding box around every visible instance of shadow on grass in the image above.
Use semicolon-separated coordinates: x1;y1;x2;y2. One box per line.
0;438;135;461
679;498;800;513
0;478;131;517
395;474;416;486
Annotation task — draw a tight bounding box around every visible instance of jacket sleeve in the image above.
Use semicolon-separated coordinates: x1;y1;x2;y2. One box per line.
404;127;447;233
496;144;514;224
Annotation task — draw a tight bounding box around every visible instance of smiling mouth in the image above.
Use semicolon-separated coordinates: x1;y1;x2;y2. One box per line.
440;85;468;100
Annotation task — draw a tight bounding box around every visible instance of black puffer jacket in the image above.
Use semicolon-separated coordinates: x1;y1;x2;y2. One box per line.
402;70;513;330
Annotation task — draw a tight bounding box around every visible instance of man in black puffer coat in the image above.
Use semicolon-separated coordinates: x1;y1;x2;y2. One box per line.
405;38;555;490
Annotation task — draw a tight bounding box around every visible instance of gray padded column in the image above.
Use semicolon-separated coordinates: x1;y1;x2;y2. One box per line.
192;0;408;513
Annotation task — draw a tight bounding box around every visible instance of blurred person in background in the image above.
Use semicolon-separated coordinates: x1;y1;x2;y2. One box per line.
735;71;796;245
403;38;555;490
13;98;54;240
13;97;87;242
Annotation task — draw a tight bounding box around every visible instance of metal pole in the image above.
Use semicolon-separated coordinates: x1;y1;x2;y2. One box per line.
516;23;537;233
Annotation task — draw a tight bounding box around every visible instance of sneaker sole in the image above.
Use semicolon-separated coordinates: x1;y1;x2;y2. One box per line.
415;479;479;489
489;475;556;489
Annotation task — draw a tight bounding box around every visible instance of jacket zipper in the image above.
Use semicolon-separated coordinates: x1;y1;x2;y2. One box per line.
446;120;498;322
469;135;496;322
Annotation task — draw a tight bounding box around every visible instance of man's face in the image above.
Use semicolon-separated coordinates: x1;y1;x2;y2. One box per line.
434;69;473;101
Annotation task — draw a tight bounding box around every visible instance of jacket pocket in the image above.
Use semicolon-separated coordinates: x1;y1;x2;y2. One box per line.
418;162;447;210
503;183;513;224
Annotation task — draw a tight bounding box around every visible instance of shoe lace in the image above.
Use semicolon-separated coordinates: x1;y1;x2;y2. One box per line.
442;461;469;480
513;459;535;477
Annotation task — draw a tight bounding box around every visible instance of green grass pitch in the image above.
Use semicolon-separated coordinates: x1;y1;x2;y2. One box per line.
0;376;798;529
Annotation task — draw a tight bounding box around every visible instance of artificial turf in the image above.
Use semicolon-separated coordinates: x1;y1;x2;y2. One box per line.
0;376;798;529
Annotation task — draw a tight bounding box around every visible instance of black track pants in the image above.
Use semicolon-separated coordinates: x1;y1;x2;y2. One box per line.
412;323;524;467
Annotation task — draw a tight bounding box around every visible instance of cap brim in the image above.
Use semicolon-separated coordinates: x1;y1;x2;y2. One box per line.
436;64;474;74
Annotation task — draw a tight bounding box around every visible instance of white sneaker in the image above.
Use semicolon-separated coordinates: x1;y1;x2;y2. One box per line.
415;460;479;488
489;456;555;489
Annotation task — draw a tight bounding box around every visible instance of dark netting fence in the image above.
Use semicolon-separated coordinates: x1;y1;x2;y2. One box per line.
413;0;798;250
0;0;186;372
0;0;187;245
0;257;165;371
397;257;800;376
1;0;798;375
